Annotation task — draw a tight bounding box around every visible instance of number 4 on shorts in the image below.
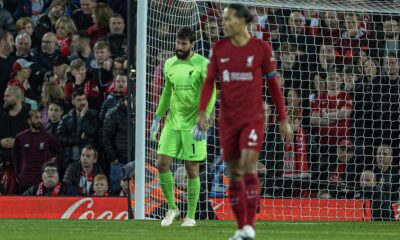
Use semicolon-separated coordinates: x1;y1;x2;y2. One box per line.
248;129;258;145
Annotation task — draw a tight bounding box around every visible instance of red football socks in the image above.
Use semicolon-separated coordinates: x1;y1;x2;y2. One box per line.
244;173;260;228
229;180;247;229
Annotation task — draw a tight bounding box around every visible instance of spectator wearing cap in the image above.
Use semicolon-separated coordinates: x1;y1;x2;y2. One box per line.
32;0;66;49
99;72;127;124
13;110;64;193
65;58;101;110
87;3;113;47
0;30;15;107
373;144;400;203
103;13;126;58
57;88;99;164
63;145;103;195
44;55;71;88
102;84;130;193
55;17;77;57
8;58;39;109
72;0;96;31
69;32;94;67
23;161;74;196
0;86;30;194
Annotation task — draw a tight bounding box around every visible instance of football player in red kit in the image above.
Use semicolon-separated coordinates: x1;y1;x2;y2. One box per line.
198;4;291;240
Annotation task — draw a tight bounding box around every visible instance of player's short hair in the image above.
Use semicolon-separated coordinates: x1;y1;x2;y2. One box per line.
227;4;253;24
176;26;196;43
94;174;109;184
94;40;110;51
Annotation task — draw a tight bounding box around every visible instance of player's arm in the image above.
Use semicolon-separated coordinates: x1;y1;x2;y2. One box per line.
198;49;218;131
263;42;291;143
202;59;217;118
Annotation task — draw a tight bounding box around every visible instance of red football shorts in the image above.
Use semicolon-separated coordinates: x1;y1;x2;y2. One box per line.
219;121;265;161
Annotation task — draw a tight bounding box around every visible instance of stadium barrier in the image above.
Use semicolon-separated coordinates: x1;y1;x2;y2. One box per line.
1;196;398;221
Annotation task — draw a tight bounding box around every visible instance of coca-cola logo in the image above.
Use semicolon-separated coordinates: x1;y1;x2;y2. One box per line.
61;198;128;220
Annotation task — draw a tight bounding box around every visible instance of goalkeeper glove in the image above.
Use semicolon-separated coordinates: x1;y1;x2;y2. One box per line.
150;115;161;141
193;125;207;141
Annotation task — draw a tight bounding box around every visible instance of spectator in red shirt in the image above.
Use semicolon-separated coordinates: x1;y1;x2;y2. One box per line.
55;16;77;57
23;161;74;196
87;3;112;47
13;110;64;193
311;71;353;161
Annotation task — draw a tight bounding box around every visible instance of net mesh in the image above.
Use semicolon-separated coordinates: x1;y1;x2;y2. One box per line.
144;0;400;221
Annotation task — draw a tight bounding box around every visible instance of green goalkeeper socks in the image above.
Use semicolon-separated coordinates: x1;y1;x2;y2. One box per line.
187;177;200;219
159;171;177;211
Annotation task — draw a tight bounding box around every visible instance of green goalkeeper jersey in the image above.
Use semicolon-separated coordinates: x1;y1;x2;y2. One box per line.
155;53;216;130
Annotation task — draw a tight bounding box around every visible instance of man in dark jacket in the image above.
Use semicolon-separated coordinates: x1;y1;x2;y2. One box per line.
0;86;30;194
45;101;64;136
13;110;63;193
63;145;103;195
57;88;99;165
104;13;126;59
102;95;130;193
23;161;74;196
99;73;127;124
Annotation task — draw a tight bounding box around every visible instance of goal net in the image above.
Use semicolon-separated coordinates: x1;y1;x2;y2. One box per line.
142;0;400;221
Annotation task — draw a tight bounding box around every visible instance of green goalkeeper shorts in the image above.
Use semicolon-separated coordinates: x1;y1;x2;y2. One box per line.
157;127;206;161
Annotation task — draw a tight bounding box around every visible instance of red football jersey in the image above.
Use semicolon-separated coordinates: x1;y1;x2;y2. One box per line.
311;91;353;144
200;37;276;125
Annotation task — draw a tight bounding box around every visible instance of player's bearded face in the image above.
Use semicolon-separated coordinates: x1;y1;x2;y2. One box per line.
175;38;193;59
175;48;191;59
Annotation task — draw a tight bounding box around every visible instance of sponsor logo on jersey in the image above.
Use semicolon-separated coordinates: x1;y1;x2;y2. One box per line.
222;70;253;82
246;55;254;67
220;58;230;63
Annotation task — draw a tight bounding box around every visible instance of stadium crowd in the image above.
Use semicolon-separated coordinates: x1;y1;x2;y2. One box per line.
0;0;398;220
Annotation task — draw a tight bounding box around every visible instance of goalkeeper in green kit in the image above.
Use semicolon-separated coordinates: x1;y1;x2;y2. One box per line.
150;27;216;227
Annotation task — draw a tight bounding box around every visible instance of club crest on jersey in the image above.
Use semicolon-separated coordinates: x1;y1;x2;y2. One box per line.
246;55;254;67
223;70;230;82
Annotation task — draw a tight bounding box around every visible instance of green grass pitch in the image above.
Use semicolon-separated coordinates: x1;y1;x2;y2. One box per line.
0;219;398;240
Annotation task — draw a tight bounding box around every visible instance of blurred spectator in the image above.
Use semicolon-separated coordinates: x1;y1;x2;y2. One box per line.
0;86;30;194
65;58;100;109
0;4;15;33
87;2;113;47
15;17;32;37
357;170;393;220
45;55;71;87
88;41;114;99
104;13;126;58
286;89;302;116
321;11;340;46
13;0;50;25
99;72;127;124
69;31;94;67
57;88;99;164
34;33;60;88
23;161;74;196
13;110;63;193
119;177;128;196
39;81;64;126
373;144;400;202
198;17;220;58
93;174;109;196
8;59;39;108
32;0;65;49
102;90;129;193
322;139;359;199
55;16;78;56
63;145;103;195
311;72;353;162
309;71;327;104
0;30;15;107
318;44;337;72
12;33;35;61
343;66;360;93
72;0;96;31
45;101;64;136
372;52;400;150
278;43;301;90
370;18;399;59
104;56;126;97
